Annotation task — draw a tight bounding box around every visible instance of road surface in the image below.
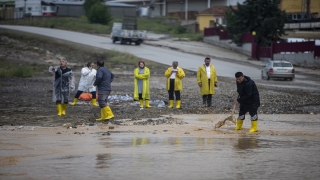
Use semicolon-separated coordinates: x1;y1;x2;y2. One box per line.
0;25;261;78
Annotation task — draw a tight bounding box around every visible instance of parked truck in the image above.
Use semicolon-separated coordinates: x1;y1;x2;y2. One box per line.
110;16;147;45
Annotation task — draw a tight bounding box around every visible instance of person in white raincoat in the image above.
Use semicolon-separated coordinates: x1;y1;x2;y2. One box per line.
70;62;98;106
50;58;75;116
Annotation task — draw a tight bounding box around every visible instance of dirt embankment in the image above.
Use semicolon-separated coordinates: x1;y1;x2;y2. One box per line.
0;33;320;127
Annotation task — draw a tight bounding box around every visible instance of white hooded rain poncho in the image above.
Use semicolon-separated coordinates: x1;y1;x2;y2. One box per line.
78;67;97;92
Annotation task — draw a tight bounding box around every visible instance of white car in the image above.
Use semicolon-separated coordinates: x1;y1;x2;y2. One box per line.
261;60;295;81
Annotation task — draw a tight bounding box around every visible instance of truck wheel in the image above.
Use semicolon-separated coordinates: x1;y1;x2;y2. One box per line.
135;41;141;45
112;38;116;43
120;38;126;45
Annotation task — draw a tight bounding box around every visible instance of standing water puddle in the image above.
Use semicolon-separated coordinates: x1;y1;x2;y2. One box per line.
1;114;320;179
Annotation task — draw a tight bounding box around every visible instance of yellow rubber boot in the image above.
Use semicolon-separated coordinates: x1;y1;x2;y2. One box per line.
139;100;144;108
96;106;108;121
56;104;62;116
145;100;152;108
61;104;67;115
235;119;243;130
176;100;181;108
249;121;258;132
70;98;78;106
92;99;99;107
105;106;114;120
168;100;174;108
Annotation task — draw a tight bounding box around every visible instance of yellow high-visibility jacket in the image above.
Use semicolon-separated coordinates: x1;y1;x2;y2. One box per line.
197;64;218;95
133;67;150;100
164;67;185;91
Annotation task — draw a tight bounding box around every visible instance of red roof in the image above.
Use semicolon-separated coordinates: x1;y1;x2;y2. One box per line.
198;6;236;17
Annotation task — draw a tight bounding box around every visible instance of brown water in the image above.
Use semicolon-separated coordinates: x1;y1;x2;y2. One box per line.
1;114;320;180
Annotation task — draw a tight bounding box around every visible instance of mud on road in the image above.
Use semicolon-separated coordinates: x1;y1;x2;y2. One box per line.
0;33;320;127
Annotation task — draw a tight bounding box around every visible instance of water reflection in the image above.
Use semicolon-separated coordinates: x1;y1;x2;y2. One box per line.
132;137;149;146
96;153;111;169
130;137;221;148
234;136;259;150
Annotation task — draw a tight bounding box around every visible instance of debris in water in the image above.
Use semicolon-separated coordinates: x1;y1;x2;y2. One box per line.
214;115;236;129
214;103;237;129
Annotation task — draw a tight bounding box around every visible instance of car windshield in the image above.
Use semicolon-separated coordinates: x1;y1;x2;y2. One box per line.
273;63;292;67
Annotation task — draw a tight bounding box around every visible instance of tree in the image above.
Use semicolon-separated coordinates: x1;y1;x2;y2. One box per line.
87;3;112;25
84;0;99;15
225;0;287;46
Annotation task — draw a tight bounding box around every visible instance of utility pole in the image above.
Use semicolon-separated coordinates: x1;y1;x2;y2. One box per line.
24;0;27;16
180;1;183;19
301;0;310;19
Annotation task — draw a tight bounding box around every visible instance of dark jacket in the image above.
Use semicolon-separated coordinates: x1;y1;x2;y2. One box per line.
236;76;260;107
94;66;114;91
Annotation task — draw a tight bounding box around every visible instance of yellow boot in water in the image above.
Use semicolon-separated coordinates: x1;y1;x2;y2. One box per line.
249;120;258;132
168;100;174;108
176;100;181;109
235;119;243;130
145;100;152;108
96;106;108;121
105;106;114;120
92;99;99;107
70;98;78;106
56;104;62;116
61;104;67;115
139;100;144;108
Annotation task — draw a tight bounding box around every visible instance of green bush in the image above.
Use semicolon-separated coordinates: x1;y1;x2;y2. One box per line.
173;26;187;34
87;4;112;25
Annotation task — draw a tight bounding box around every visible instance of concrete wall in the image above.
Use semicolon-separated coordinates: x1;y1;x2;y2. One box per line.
281;0;320;15
109;7;137;18
273;53;320;68
281;0;301;13
203;36;252;56
56;5;85;17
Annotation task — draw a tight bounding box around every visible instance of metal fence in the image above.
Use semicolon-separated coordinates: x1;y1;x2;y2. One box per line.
203;27;230;40
315;46;320;58
257;41;318;59
204;27;320;60
273;41;315;54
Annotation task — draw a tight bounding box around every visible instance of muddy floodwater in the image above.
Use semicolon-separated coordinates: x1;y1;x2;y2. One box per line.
1;114;320;180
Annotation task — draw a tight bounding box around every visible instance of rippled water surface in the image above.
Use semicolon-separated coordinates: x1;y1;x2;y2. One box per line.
1;114;320;180
2;133;320;180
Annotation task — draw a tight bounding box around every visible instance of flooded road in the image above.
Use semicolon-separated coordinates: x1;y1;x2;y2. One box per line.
1;114;320;180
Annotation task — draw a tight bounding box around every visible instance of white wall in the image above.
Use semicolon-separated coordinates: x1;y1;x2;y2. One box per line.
15;0;42;16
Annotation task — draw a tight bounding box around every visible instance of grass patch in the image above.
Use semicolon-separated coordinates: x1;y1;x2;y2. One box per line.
3;16;111;34
137;18;174;34
2;16;203;41
174;32;204;41
0;30;169;76
0;60;38;78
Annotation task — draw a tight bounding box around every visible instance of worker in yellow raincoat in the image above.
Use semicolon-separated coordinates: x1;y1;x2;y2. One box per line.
197;57;218;107
133;60;152;108
164;61;185;108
